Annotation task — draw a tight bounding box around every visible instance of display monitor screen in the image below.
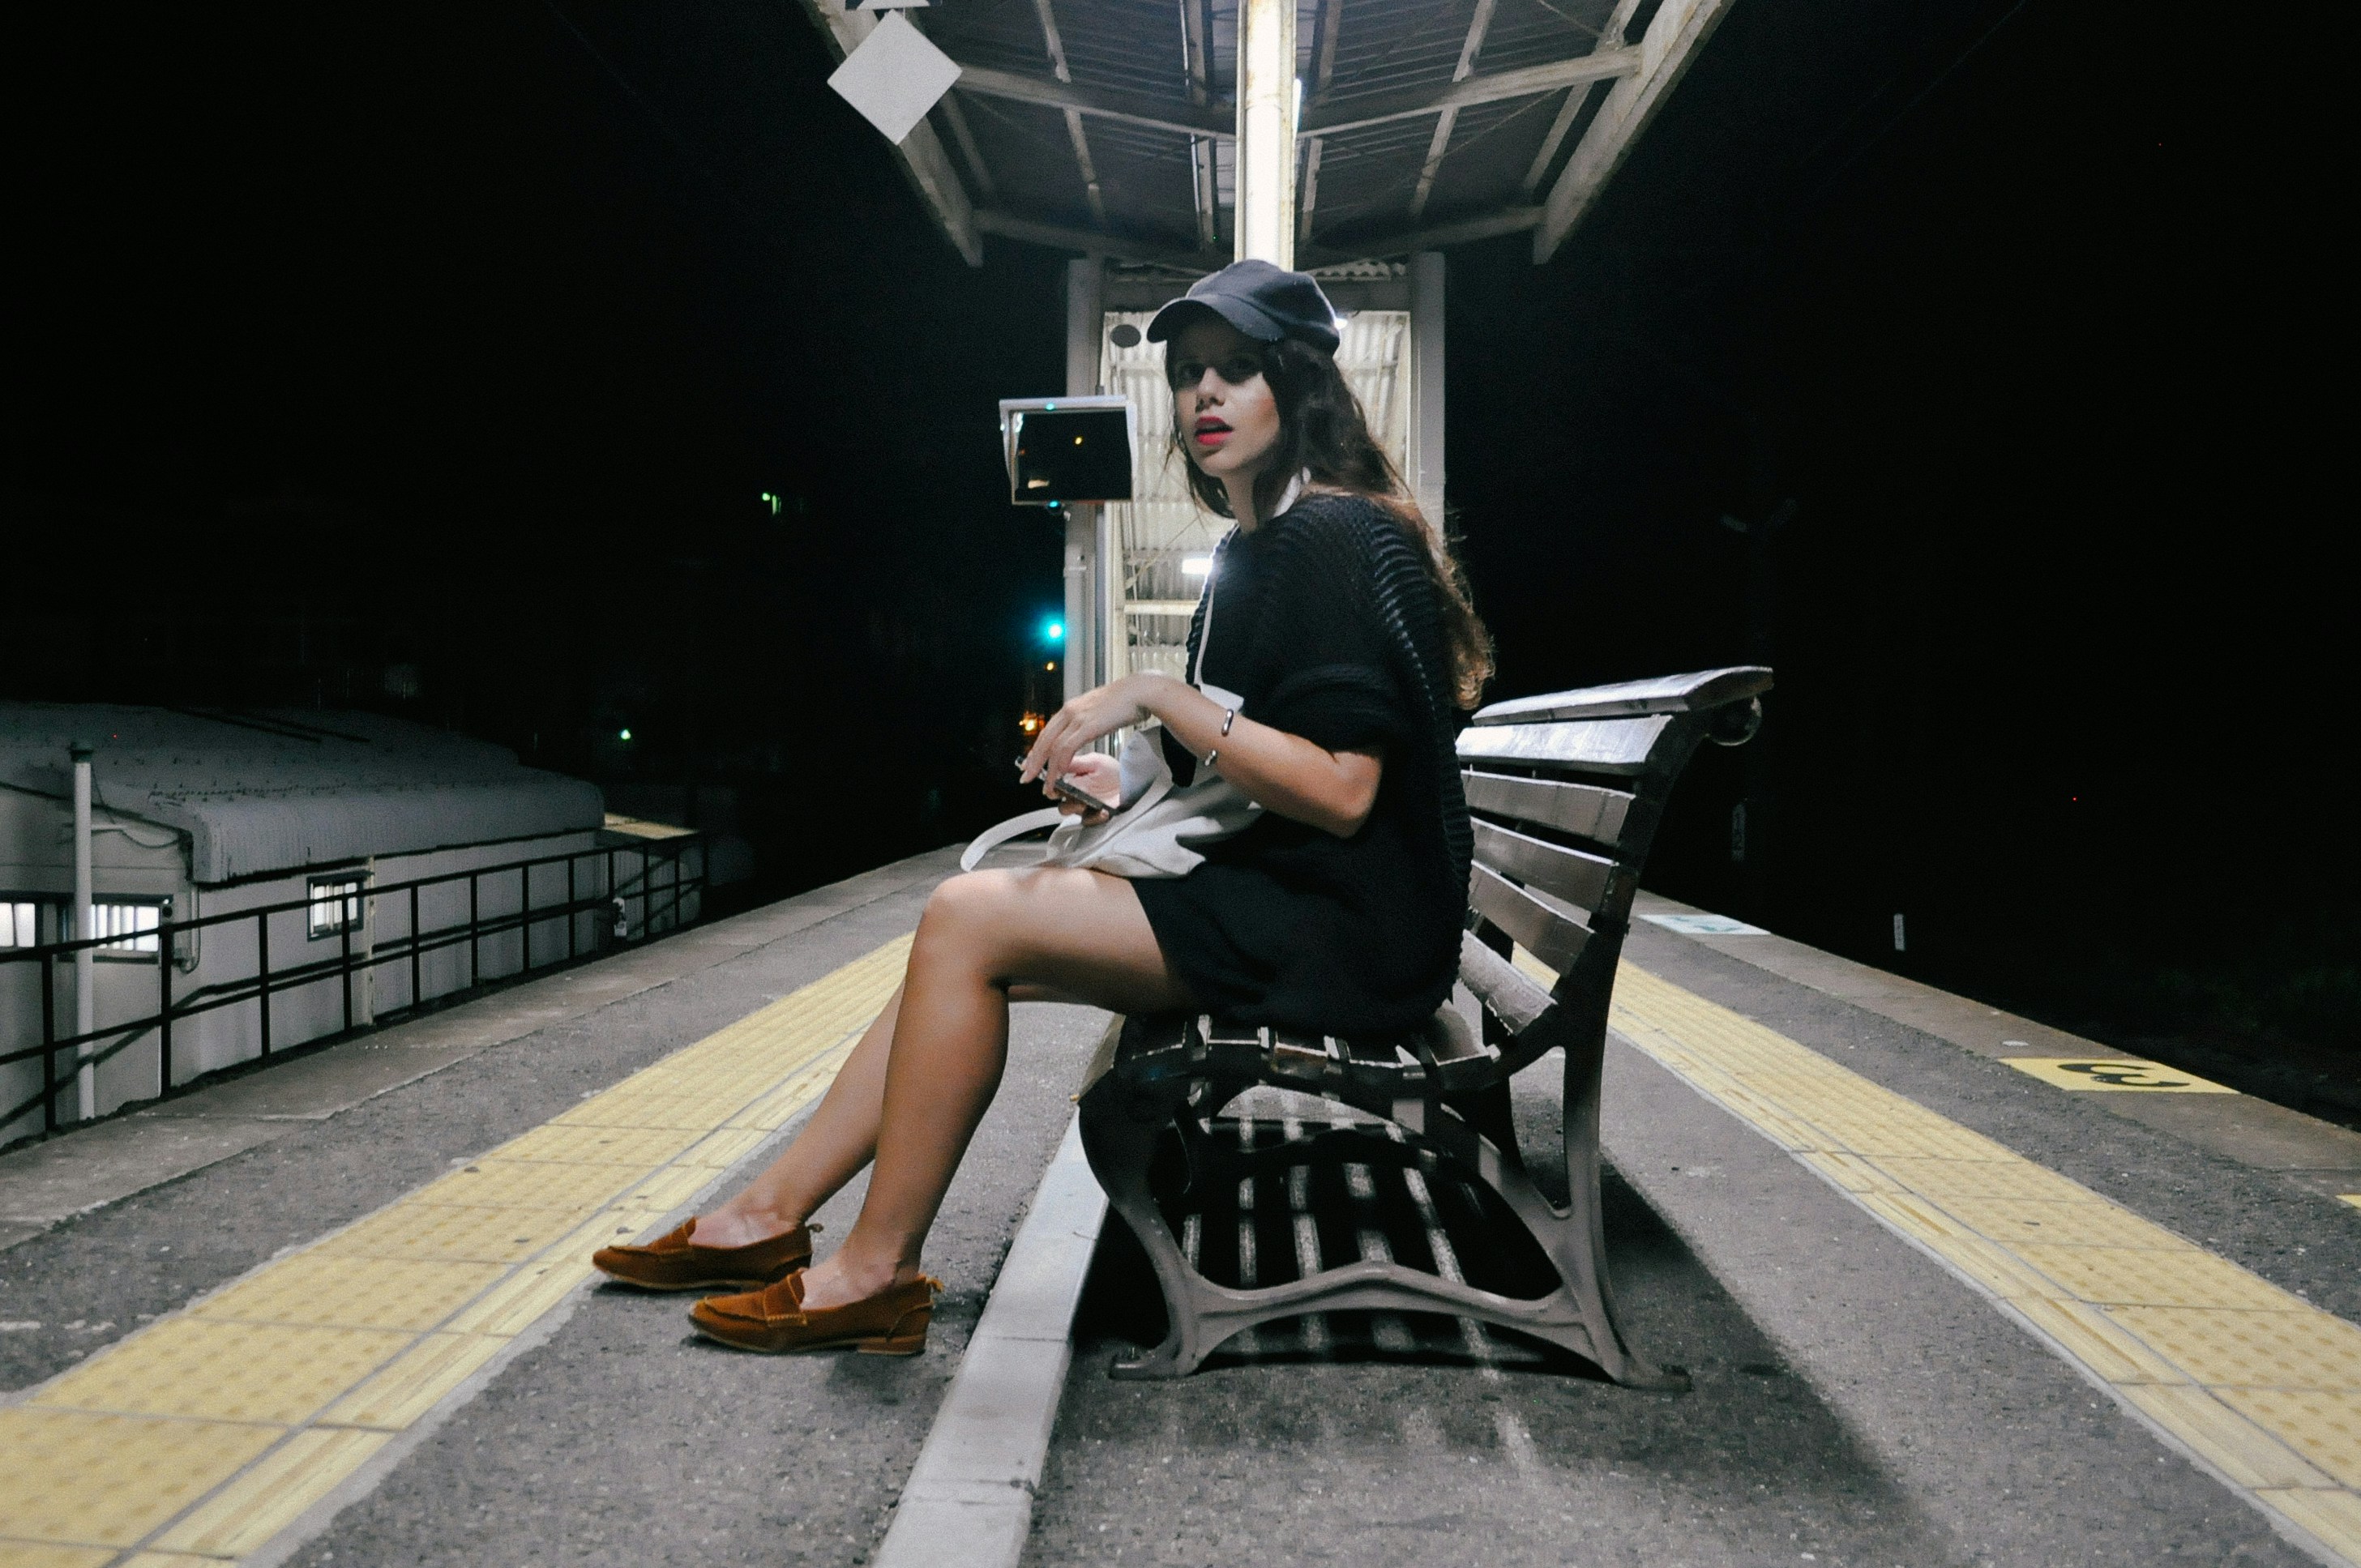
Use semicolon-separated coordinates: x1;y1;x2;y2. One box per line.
1010;407;1133;504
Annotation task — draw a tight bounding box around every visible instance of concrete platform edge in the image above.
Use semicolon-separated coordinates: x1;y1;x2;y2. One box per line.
870;1114;1107;1568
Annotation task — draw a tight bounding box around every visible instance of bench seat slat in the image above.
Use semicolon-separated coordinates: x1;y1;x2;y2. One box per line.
1461;770;1633;846
1455;715;1668;774
1469;864;1591;976
1471;819;1617;913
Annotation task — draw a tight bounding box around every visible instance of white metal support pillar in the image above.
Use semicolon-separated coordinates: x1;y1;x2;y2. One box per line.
1235;0;1297;265
1063;256;1107;704
1409;251;1447;527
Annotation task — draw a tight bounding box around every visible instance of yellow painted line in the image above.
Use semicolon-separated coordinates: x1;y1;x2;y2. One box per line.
2340;1196;2359;1212
0;934;909;1567
1520;946;2361;1566
2003;1057;2237;1094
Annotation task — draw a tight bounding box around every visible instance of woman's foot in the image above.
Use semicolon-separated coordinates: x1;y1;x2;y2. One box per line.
688;1270;940;1356
793;1249;918;1310
591;1216;815;1291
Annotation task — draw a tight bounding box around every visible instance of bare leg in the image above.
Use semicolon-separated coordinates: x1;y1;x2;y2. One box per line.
798;866;1189;1308
688;984;905;1249
688;869;1185;1273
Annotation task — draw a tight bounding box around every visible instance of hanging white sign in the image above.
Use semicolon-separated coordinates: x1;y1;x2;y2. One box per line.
828;13;960;145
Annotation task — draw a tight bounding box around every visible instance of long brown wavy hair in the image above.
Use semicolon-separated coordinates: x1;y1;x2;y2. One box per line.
1173;335;1494;710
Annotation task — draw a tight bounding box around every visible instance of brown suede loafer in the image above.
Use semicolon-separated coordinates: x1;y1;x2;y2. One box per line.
591;1217;815;1292
688;1271;940;1356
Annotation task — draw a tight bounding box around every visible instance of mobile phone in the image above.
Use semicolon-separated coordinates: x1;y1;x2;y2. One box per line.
1018;757;1112;814
1048;775;1113;814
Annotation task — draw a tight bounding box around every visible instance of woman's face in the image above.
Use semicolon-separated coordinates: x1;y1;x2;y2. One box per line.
1169;317;1281;484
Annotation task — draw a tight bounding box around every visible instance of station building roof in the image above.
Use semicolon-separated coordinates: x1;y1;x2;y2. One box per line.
0;705;605;885
796;0;1730;270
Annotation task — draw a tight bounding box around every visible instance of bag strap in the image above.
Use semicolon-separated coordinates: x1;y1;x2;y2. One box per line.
958;807;1066;872
1188;527;1231;689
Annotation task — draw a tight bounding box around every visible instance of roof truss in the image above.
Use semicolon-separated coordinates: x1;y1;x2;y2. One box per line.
802;0;1733;268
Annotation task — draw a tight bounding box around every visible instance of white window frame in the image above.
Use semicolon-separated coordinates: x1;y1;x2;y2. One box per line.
92;900;165;961
0;898;169;959
309;877;363;941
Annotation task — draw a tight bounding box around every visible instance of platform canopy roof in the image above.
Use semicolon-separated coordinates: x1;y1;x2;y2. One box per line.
797;0;1730;271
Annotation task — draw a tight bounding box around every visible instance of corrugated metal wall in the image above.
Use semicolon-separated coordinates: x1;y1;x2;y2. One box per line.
1099;308;1409;684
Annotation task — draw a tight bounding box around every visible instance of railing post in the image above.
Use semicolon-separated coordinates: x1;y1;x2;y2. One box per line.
158;916;174;1093
355;861;376;1028
340;904;354;1034
409;883;422;1011
521;862;533;974
468;873;480;988
257;909;272;1058
41;949;58;1134
567;857;579;961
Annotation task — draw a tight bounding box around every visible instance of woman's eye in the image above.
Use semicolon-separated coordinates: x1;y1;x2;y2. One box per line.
1222;359;1260;382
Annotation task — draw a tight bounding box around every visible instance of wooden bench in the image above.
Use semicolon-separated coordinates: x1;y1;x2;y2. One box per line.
1076;665;1772;1384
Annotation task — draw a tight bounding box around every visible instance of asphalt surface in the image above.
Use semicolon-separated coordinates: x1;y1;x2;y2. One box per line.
5;857;2353;1567
1025;920;2346;1568
1;848;1099;1566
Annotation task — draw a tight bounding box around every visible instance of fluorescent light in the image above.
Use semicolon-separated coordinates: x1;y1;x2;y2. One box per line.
1181;557;1213;576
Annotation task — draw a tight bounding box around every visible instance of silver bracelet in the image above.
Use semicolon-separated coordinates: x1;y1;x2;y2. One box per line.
1219;707;1237;737
1200;748;1219;770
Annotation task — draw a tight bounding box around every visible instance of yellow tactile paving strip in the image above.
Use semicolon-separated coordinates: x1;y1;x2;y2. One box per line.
0;934;909;1566
1580;954;2361;1566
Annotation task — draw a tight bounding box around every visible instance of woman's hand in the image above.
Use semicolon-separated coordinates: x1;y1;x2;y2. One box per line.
1044;750;1120;824
1019;675;1158;794
1024;671;1384;839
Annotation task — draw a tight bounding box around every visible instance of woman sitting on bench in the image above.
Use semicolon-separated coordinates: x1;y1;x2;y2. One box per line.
592;260;1491;1355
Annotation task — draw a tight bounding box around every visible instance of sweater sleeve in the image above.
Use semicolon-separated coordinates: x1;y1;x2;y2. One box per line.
1251;501;1416;754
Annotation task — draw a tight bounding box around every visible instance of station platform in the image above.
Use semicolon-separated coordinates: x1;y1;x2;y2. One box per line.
1;850;2355;1567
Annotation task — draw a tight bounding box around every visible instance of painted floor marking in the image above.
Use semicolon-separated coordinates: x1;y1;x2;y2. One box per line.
2003;1056;2238;1094
1640;912;1769;936
0;934;909;1566
1515;946;2361;1566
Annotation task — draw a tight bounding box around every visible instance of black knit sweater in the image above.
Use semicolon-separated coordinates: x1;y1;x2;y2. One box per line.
1132;492;1472;1036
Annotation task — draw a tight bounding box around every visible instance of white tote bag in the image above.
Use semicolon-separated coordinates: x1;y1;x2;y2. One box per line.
962;534;1261;878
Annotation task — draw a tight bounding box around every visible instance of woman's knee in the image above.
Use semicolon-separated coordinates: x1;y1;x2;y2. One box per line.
917;870;1021;946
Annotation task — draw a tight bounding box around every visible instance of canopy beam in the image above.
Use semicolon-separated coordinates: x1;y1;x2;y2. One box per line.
1408;0;1499;222
796;0;980;265
1533;0;1730;261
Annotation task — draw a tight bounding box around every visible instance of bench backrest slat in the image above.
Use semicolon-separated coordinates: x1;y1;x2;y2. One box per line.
1469;865;1593;977
1470;819;1619;914
1468;667;1773;726
1461;770;1634;847
1456;665;1770;1088
1457;932;1551;1036
1456;715;1669;773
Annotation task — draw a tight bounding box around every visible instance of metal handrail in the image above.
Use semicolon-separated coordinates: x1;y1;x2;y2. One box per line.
1;835;706;1139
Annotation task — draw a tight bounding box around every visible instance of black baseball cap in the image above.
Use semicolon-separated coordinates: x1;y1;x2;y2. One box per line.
1146;259;1341;357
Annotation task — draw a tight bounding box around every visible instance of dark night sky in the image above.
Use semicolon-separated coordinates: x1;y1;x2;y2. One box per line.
6;2;2349;1084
